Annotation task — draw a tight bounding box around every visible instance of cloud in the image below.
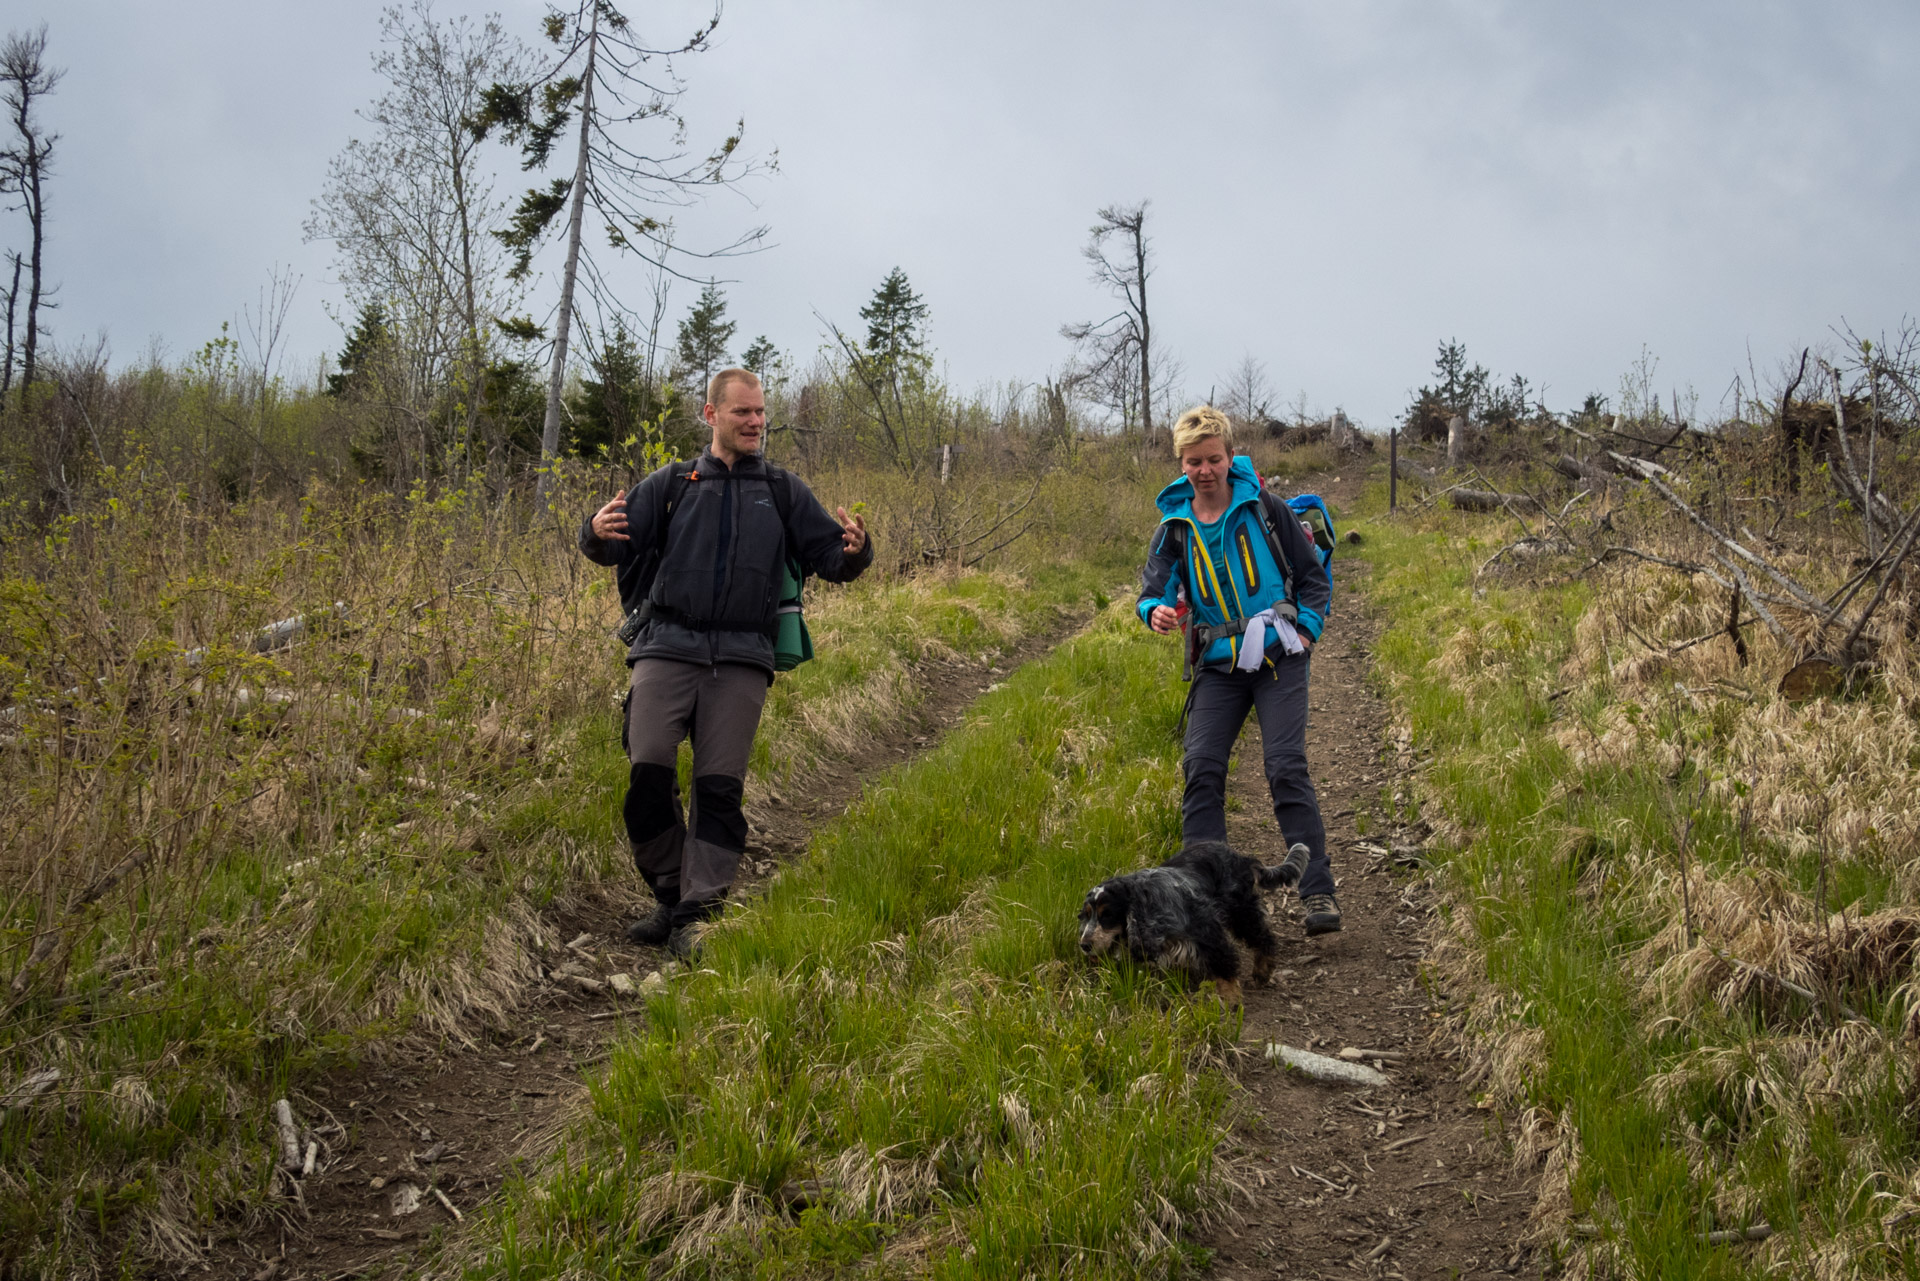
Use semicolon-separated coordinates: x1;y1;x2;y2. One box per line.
20;0;1920;424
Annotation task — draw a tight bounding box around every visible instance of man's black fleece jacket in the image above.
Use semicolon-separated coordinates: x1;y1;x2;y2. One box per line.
578;451;874;676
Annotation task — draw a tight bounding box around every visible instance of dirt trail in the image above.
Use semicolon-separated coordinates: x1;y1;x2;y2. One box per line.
1194;476;1536;1280
195;624;1074;1281
198;470;1524;1281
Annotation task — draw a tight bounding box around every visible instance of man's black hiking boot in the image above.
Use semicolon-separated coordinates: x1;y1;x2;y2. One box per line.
667;922;705;961
1302;893;1343;937
624;903;675;947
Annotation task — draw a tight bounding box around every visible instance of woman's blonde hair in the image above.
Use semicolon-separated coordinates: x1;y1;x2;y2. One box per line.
1173;404;1234;458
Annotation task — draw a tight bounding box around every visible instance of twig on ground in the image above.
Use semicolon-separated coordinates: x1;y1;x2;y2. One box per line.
1;1066;60;1115
1709;945;1860;1023
273;1099;303;1172
1291;1164;1345;1191
431;1185;464;1222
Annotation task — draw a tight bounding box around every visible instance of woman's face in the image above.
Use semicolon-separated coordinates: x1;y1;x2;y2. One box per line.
1179;437;1230;497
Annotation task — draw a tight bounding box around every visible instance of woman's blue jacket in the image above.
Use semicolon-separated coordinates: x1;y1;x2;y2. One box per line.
1135;455;1332;670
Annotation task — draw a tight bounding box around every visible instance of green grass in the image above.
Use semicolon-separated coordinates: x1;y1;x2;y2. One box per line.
1347;480;1920;1277
459;602;1242;1280
0;507;1144;1280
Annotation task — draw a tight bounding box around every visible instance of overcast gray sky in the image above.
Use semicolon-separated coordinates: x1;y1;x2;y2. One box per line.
17;0;1920;427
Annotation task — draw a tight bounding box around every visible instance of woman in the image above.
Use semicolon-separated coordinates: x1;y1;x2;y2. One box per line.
1137;405;1340;935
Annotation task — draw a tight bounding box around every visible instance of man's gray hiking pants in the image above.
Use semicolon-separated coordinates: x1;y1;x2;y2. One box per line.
624;658;769;927
1180;652;1332;899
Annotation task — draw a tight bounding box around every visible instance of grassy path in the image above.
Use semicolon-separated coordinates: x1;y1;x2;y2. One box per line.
446;602;1249;1279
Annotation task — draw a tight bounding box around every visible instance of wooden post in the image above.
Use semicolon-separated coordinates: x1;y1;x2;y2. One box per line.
1389;429;1398;512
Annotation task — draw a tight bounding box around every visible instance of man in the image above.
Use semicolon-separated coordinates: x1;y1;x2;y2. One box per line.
579;368;872;956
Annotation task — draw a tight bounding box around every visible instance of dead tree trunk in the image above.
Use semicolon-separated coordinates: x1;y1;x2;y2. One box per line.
1779;347;1809;493
0;27;60;407
0;250;18;401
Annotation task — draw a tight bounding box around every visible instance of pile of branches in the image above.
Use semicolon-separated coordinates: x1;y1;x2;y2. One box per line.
1394;342;1920;688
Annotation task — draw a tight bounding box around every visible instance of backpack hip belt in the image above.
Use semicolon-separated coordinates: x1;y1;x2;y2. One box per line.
1184;604;1298;680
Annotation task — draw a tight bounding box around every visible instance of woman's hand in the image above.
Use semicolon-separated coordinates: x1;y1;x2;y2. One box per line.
1149;605;1180;634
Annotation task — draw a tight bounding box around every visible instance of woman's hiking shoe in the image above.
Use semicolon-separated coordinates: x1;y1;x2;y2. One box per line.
1302;893;1343;936
624;903;675;946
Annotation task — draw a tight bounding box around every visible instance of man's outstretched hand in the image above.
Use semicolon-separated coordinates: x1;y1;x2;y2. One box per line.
837;507;867;555
591;494;630;541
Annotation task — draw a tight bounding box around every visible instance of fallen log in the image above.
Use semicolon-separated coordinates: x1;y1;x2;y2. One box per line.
1394;456;1435;486
1550;453;1613;486
1448;487;1510;513
1;1067;60;1116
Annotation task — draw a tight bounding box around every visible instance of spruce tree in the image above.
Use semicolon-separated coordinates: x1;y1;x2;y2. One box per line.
740;334;780;378
471;1;766;506
675;280;735;398
573;321;660;457
859;267;929;375
327;302;391;398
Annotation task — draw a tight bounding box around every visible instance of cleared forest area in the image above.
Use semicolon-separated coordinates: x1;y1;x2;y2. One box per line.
1375;335;1920;1277
7;4;1920;1275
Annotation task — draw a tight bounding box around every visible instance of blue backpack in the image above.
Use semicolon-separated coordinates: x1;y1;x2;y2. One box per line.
1285;493;1336;582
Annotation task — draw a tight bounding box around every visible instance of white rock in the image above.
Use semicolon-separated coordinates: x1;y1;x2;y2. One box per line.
390;1183;423;1216
1266;1043;1390;1088
639;970;667;994
607;972;637;996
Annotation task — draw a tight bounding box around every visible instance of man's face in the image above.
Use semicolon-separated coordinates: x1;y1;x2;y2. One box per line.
705;382;767;459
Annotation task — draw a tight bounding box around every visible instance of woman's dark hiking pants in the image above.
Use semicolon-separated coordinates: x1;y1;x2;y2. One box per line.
623;658;769;928
1180;653;1332;899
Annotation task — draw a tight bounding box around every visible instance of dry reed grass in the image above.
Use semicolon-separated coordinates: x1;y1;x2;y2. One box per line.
1393;418;1920;1273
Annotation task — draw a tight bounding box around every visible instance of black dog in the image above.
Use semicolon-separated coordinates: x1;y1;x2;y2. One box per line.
1077;840;1309;1004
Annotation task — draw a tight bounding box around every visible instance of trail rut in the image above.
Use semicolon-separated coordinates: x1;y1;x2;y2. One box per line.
1193;479;1538;1280
192;621;1077;1281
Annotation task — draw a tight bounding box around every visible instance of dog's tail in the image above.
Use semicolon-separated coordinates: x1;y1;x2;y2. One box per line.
1257;843;1311;890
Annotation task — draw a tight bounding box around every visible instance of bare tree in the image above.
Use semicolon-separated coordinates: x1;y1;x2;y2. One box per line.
0;24;60;408
307;2;527;469
475;0;768;506
1;248;20;400
1062;202;1155;444
1219;352;1274;434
